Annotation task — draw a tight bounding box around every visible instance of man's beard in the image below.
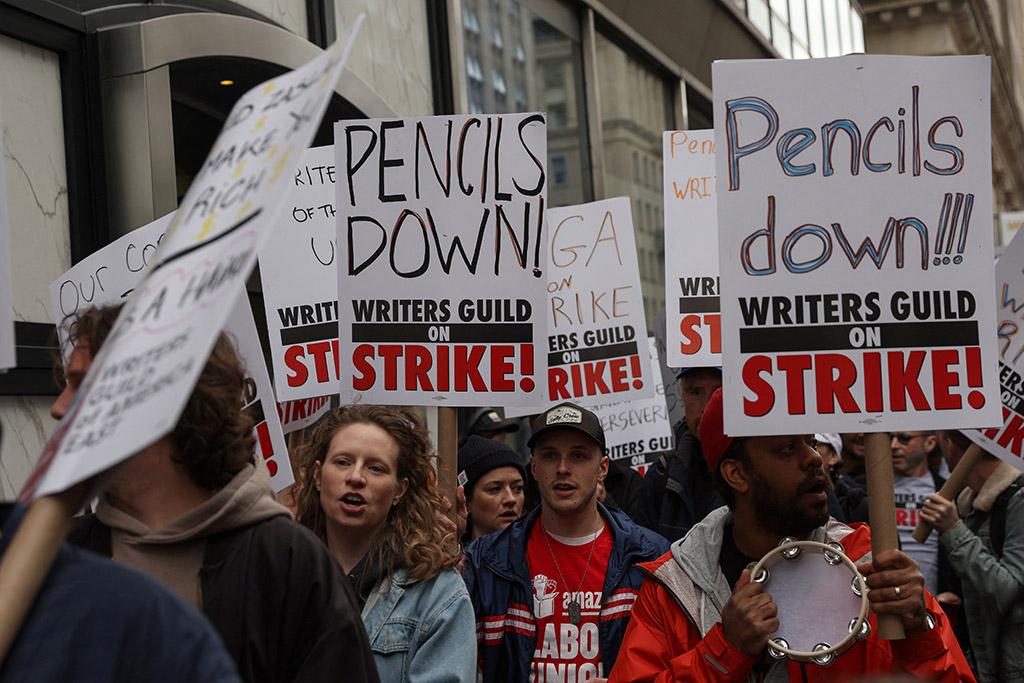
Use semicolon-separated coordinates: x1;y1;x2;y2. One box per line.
749;469;829;538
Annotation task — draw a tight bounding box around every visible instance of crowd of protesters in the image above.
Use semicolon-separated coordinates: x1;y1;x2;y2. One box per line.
1;304;1021;682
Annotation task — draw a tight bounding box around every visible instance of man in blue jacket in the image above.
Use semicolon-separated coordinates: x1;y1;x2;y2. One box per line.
464;402;668;682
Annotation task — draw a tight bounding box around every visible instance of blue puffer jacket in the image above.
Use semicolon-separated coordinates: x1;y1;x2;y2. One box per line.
463;504;668;682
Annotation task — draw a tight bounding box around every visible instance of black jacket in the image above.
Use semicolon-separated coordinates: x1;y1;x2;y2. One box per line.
69;515;378;683
633;423;724;543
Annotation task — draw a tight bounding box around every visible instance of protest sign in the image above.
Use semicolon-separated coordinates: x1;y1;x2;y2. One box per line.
49;213;294;492
23;21;361;500
506;197;654;419
713;55;1001;436
0;124;13;371
964;228;1024;470
260;145;341;401
278;395;331;434
334;113;548;406
663;130;721;368
591;337;673;475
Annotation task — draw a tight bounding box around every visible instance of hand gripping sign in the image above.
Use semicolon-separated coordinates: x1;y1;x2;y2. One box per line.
22;19;362;500
713;55;1001;436
663;129;721;368
260;145;342;401
334;113;549;406
49;213;294;492
963;227;1024;470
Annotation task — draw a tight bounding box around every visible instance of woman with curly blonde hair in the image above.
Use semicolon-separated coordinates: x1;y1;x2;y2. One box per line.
293;405;475;682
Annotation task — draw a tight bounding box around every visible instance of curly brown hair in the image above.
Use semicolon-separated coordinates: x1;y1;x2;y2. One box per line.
60;304;255;490
293;405;460;584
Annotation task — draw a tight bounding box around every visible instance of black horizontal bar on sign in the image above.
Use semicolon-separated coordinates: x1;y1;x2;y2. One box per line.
280;322;337;345
739;320;980;354
548;341;639;367
678;296;721;314
242;399;265;424
350;323;533;344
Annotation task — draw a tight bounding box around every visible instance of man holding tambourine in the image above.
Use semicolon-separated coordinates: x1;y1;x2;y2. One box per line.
609;388;974;681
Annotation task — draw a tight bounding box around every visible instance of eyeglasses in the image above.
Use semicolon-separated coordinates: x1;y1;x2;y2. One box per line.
892;433;923;444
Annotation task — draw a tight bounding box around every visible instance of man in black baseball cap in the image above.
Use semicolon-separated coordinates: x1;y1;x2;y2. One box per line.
463;401;668;680
462;407;520;445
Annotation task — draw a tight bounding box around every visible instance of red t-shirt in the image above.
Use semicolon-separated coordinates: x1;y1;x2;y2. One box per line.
525;520;612;682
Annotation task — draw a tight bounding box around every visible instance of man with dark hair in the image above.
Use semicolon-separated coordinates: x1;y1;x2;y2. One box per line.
634;366;723;542
464;401;668;682
56;305;377;683
610;388;973;681
922;431;1024;681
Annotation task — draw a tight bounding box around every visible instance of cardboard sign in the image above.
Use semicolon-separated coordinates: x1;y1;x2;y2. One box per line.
591;337;673;474
0;120;13;371
663;130;721;368
964;229;1024;470
278;395;332;434
260;145;341;401
334;113;548;406
49;214;294;492
24;23;361;500
713;55;1000;436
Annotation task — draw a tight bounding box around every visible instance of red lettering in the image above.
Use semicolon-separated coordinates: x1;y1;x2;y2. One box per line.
583;361;610;395
679;315;702;354
284;345;308;388
608;358;628;392
307;341;333;383
931;348;961;410
887;350;930;411
490;345;515;391
254;421;277;476
895;509;908;526
405;345;434;391
707;313;722;354
864;351;883;412
777;355;811;414
742;355;774;417
550;367;570;400
379;345;403;390
352;343;376;390
437;344;450;392
997;414;1024;456
814;353;858;414
984;407;1010;439
454;345;487;391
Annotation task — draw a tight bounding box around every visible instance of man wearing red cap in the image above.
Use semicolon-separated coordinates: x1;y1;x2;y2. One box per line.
609;388;974;681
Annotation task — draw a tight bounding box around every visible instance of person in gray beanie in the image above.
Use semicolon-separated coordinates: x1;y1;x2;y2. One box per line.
458;435;527;541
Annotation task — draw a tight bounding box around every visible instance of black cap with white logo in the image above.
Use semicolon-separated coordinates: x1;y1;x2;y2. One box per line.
527;402;606;451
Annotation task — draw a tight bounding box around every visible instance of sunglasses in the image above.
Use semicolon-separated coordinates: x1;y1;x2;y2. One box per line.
892;433;923;444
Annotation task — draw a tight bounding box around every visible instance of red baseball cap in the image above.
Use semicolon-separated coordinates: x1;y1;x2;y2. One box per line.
698;387;732;473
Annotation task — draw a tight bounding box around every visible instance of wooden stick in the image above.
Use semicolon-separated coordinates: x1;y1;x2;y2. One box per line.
0;483;89;665
437;406;459;523
863;431;905;640
912;443;985;543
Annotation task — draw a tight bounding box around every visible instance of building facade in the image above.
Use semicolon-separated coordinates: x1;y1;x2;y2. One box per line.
0;0;865;493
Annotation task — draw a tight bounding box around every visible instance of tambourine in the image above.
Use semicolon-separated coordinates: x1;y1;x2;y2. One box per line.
750;538;871;666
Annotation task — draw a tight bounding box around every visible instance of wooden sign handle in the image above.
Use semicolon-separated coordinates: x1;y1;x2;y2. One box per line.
912;443;985;544
0;483;88;665
437;406;459;524
863;431;905;640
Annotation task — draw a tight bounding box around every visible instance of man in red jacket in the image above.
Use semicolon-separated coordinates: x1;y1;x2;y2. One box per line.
609;388;974;682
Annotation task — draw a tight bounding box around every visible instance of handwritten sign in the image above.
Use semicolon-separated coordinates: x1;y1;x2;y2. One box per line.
334;113;548;406
49;214;294;491
278;395;331;434
260;145;341;401
0;128;13;370
663;130;721;368
24;22;361;500
713;55;1000;435
591;338;673;474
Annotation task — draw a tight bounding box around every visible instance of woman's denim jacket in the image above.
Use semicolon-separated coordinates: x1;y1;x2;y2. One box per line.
361;566;476;682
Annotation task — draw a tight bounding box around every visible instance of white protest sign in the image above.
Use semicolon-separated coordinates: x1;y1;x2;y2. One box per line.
278;395;332;434
334;113;548;406
0;119;13;371
506;197;654;418
713;55;1000;436
964;229;1024;470
49;216;295;492
261;145;340;401
591;337;673;474
663;130;721;368
23;22;361;500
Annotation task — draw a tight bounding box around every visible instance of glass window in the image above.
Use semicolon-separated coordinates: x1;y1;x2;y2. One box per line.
837;0;851;54
460;8;593;206
770;0;788;22
747;0;772;39
492;25;504;49
790;0;808;47
463;6;481;33
596;32;672;329
807;0;826;57
772;14;792;58
823;0;840;57
851;8;864;53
